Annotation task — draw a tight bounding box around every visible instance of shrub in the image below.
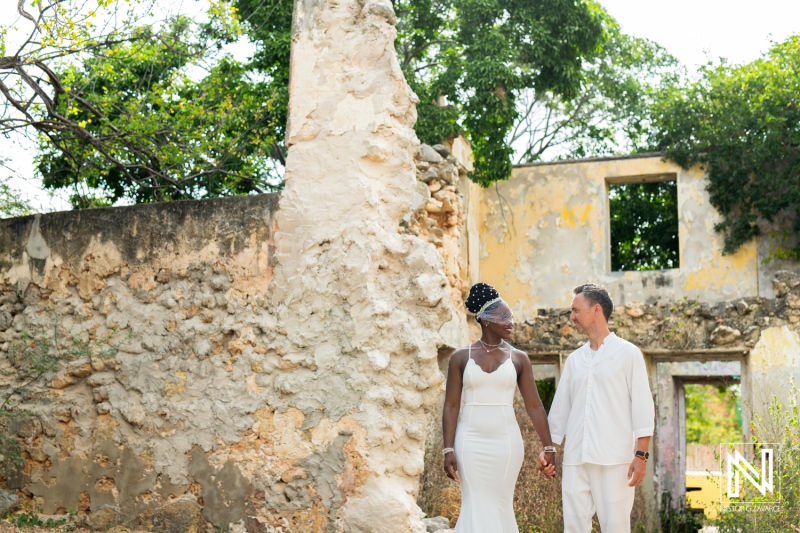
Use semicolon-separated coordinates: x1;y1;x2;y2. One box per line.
710;389;800;532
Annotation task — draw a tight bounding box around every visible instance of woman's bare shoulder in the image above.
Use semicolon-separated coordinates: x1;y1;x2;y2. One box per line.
510;346;531;365
449;346;472;362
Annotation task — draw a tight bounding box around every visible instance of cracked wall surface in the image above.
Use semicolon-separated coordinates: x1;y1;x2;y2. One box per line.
0;196;284;529
274;0;452;528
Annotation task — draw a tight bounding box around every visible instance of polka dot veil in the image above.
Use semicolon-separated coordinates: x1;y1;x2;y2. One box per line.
476;299;513;327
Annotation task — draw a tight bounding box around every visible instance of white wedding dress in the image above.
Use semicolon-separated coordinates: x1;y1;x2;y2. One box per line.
453;344;524;533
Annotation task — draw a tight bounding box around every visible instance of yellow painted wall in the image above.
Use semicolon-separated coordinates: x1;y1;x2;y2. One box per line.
747;326;800;432
686;474;723;519
477;155;759;317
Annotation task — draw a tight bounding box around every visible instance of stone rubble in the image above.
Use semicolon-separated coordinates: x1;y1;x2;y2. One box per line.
422;515;451;531
512;271;800;353
0;489;18;517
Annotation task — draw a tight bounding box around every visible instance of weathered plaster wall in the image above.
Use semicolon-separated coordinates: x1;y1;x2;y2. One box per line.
0;196;283;529
756;211;800;299
477;154;800;316
271;0;452;529
749;324;800;425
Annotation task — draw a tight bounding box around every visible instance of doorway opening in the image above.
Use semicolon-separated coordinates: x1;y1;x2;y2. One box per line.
654;358;747;521
682;378;742;518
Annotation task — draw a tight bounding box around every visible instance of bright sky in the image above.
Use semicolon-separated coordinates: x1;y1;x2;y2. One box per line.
2;0;799;213
600;0;800;67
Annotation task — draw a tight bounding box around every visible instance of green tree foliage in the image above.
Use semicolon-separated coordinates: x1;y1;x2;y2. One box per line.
239;0;675;185
651;36;800;258
238;0;637;185
3;1;285;207
683;383;741;445
392;0;606;186
4;0;674;205
233;0;291;151
39;18;284;206
609;180;679;271
0;176;31;218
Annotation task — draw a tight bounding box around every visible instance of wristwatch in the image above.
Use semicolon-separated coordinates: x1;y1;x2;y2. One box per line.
635;450;649;460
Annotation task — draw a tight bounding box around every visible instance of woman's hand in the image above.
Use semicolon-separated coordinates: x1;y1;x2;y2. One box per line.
538;450;556;479
444;451;460;482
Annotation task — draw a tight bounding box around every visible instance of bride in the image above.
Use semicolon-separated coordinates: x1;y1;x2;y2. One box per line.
442;282;556;532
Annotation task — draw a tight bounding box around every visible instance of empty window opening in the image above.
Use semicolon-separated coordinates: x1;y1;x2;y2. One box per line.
608;178;679;271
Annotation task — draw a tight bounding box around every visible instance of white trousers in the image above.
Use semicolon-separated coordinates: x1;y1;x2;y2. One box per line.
562;463;635;533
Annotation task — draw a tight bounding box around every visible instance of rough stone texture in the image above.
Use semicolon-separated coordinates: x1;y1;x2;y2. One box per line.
511;288;799;355
273;0;452;529
422;516;450;531
83;506;122;530
0;196;280;527
0;489;19;516
419;144;444;164
403;136;477;349
121;497;206;533
430;145;450;158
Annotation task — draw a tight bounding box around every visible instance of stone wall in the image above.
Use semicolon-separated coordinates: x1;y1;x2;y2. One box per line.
270;0;453;528
0;0;460;531
511;272;800;355
404;138;480;351
1;196;284;529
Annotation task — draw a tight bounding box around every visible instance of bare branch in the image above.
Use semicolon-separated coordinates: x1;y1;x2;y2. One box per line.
17;0;36;23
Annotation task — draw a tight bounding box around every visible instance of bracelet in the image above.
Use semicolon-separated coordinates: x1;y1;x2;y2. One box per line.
543;446;556;453
443;447;455;456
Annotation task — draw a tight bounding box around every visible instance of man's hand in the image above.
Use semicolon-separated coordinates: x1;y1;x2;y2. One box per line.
444;452;459;482
537;450;556;479
627;456;646;487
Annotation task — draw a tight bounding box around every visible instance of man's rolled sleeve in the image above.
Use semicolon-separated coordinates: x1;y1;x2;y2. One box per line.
630;348;655;438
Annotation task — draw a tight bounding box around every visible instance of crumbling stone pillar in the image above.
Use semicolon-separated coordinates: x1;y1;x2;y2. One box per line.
269;0;450;530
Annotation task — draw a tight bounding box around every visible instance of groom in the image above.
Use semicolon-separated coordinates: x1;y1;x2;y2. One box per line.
539;284;655;533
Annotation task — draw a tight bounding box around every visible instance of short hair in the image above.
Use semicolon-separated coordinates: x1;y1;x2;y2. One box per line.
573;284;613;321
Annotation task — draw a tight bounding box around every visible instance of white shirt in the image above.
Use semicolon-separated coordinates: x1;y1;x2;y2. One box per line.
548;333;655;465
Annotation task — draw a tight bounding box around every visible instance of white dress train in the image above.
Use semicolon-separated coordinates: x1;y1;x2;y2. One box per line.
453;344;524;533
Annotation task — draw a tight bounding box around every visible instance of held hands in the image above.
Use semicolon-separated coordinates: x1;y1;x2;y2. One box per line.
627;456;647;487
537;450;556;480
